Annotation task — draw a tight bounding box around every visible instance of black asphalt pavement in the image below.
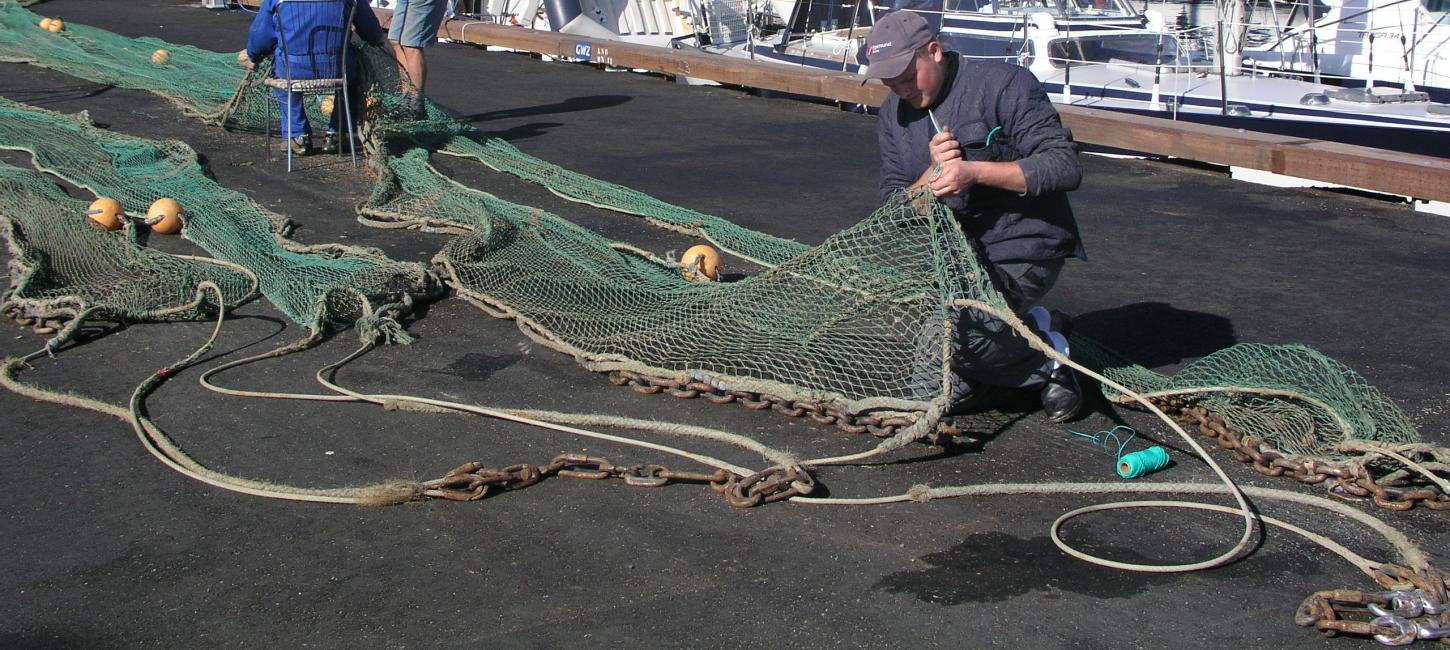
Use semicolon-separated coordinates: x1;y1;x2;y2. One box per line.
3;1;1449;648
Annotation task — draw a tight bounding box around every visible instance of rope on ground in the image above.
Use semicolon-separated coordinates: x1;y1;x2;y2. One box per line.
190;296;785;477
3;282;425;505
793;481;1429;579
1339;440;1450;495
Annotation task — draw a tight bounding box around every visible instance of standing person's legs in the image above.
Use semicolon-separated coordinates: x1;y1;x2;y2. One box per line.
387;0;446;100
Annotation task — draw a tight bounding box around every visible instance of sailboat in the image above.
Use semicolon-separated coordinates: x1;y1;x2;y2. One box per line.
1223;0;1450;102
670;0;1450;155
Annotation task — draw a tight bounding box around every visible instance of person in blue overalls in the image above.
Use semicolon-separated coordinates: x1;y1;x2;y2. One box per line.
245;0;387;155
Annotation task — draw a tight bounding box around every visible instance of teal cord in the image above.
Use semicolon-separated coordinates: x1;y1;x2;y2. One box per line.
1118;447;1171;479
984;125;1002;147
1068;425;1172;479
1067;424;1137;459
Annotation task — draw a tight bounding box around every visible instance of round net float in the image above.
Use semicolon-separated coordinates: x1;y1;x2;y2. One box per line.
680;244;721;282
46;18;64;33
38;17;53;30
364;96;382;119
144;198;184;235
236;49;249;66
320;96;334;117
151;49;170;66
85;197;126;231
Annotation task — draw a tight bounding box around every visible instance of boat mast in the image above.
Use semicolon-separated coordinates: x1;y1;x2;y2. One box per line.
1217;0;1228;114
840;0;864;71
1223;0;1246;75
1215;0;1246;115
1405;7;1417;92
1056;0;1073;102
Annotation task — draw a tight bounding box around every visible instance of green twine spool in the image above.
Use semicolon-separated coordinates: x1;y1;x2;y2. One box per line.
1117;446;1170;479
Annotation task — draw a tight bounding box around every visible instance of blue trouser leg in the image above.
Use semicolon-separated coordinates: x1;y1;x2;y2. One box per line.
326;81;363;134
273;87;310;139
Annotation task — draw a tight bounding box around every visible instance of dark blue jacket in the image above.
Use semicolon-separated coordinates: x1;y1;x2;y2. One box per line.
879;53;1085;264
247;0;385;79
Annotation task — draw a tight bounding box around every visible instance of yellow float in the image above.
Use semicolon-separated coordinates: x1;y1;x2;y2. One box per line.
151;49;170;66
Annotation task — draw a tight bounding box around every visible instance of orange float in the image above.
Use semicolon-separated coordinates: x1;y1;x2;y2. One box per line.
144;198;184;235
680;244;721;282
85;197;126;231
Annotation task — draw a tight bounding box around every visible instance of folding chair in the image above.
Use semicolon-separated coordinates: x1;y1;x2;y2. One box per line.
264;0;360;172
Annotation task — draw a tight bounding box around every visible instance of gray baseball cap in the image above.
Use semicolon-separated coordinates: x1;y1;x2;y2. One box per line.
861;11;936;82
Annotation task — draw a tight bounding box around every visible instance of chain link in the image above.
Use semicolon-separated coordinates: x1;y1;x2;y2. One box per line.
1296;566;1450;646
2;296;72;336
1154;398;1450;512
713;465;817;508
423;453;806;508
606;370;945;442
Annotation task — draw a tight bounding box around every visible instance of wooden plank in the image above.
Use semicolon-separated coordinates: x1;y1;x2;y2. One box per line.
239;0;1450;203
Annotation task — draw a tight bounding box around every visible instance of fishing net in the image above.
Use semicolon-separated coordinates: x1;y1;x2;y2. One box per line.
0;163;256;326
0;95;434;330
0;2;1431;466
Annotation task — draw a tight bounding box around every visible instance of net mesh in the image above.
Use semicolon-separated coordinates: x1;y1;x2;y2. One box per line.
0;2;1424;460
0;163;256;323
0;93;433;329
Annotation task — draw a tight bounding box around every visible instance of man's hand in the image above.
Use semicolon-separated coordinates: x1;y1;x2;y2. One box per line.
928;160;980;198
928;129;962;167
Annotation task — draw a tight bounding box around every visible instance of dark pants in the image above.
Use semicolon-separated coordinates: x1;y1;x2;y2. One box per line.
908;258;1064;412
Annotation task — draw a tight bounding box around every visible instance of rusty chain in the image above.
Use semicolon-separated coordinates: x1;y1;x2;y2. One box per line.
1297;565;1450;646
602;371;1450;511
714;465;817;508
1152;398;1450;512
1;291;72;336
606;369;936;442
422;453;813;508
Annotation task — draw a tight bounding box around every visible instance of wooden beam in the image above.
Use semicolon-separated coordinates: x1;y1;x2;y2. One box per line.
239;0;1450;203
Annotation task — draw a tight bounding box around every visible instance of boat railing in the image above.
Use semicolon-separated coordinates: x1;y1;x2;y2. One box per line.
1161;0;1449;89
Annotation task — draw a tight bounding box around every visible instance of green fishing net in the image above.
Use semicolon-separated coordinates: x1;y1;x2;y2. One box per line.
0;163;256;324
0;2;1424;461
0;95;433;330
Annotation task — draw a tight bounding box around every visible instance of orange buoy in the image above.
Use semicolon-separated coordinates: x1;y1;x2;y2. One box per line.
38;17;53;30
85;197;126;231
680;244;721;282
144;198;184;235
46;18;64;33
319;96;334;117
151;49;170;65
